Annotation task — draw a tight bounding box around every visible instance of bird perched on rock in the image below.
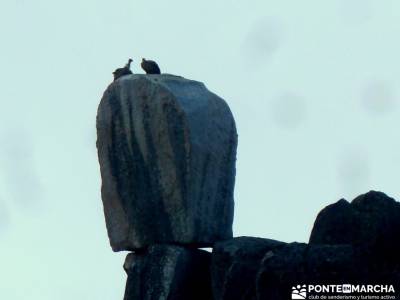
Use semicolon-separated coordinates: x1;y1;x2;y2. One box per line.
113;59;133;81
141;58;161;74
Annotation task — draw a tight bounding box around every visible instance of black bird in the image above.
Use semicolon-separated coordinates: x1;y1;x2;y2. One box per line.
141;58;161;74
113;59;133;81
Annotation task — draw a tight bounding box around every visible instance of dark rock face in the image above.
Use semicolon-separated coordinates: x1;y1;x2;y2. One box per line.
211;237;286;300
211;239;365;300
309;190;400;265
96;74;237;251
123;245;212;300
256;243;359;300
209;192;400;300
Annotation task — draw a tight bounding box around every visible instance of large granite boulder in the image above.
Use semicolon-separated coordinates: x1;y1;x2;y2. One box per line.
211;237;285;300
309;191;400;264
123;245;212;300
96;74;237;251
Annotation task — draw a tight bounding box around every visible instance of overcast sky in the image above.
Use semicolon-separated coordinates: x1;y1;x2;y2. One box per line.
1;0;400;299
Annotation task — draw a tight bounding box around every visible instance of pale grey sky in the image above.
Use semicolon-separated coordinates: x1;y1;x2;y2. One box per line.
1;0;400;299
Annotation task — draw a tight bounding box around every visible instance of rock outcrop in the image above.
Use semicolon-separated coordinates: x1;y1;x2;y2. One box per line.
256;243;360;300
96;74;400;300
208;192;400;299
210;238;367;300
97;74;237;251
123;245;212;300
309;191;400;265
211;237;285;300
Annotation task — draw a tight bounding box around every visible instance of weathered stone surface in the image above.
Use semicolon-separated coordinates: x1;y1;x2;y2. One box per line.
309;191;400;264
210;239;378;300
96;74;237;251
211;236;285;300
123;245;212;300
256;243;360;300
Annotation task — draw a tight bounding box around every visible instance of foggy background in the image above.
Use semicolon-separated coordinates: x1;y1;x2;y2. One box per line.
1;0;400;299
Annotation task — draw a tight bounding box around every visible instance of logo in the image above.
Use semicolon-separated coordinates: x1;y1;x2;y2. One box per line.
342;284;351;293
291;284;396;299
292;285;307;299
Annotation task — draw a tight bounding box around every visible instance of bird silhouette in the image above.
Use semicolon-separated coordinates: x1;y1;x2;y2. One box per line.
141;58;161;74
113;59;133;81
